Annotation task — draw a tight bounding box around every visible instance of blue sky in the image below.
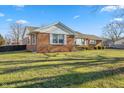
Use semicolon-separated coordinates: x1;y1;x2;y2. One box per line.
0;5;123;37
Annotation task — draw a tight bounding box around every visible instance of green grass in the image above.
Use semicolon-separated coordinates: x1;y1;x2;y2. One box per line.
0;49;124;88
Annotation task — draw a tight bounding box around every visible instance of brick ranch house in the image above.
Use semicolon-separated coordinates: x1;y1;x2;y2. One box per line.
22;22;103;52
22;22;75;53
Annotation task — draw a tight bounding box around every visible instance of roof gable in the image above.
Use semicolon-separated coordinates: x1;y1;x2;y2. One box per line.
34;22;75;35
47;26;69;34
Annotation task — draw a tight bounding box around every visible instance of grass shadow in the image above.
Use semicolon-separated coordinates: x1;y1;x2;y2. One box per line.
1;66;123;88
0;55;124;75
0;54;124;87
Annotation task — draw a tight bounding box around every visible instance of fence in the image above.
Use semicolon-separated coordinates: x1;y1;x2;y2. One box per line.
0;45;26;52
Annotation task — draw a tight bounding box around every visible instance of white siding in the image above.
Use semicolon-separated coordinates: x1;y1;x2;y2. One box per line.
35;26;69;35
51;28;69;34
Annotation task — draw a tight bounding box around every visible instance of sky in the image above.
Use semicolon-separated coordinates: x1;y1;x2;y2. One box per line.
0;5;123;37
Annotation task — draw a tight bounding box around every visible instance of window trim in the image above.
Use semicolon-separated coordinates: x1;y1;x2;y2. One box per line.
50;34;66;45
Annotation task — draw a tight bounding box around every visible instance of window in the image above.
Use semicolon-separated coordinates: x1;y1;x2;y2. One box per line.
52;34;65;44
76;39;84;45
59;34;64;44
89;40;96;44
31;34;36;45
53;34;58;43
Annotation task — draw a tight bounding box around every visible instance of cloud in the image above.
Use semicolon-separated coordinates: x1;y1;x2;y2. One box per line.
16;20;28;24
111;18;124;22
101;5;124;12
73;15;80;19
0;13;5;17
6;18;13;22
101;6;117;12
113;18;123;22
14;5;25;11
15;5;25;8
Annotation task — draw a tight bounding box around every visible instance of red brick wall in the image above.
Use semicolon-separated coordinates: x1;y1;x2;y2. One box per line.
36;33;75;53
26;45;36;52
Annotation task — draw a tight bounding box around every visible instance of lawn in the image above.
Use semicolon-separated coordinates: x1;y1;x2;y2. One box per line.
0;49;124;88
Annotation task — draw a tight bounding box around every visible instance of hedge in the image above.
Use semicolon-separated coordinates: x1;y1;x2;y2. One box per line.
0;45;26;52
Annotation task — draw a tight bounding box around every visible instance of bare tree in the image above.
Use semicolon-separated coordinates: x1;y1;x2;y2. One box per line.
103;21;124;43
9;23;25;45
0;34;5;46
4;35;11;45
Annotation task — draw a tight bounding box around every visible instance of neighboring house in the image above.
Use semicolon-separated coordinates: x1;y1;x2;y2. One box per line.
102;38;114;48
75;32;103;48
23;22;75;53
113;38;124;49
103;38;124;49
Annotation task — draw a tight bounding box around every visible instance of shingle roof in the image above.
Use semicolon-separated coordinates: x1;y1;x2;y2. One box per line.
75;31;102;40
25;26;39;32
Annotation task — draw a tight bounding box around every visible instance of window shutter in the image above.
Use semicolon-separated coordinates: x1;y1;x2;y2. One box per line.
84;39;87;45
50;34;53;44
64;35;67;45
